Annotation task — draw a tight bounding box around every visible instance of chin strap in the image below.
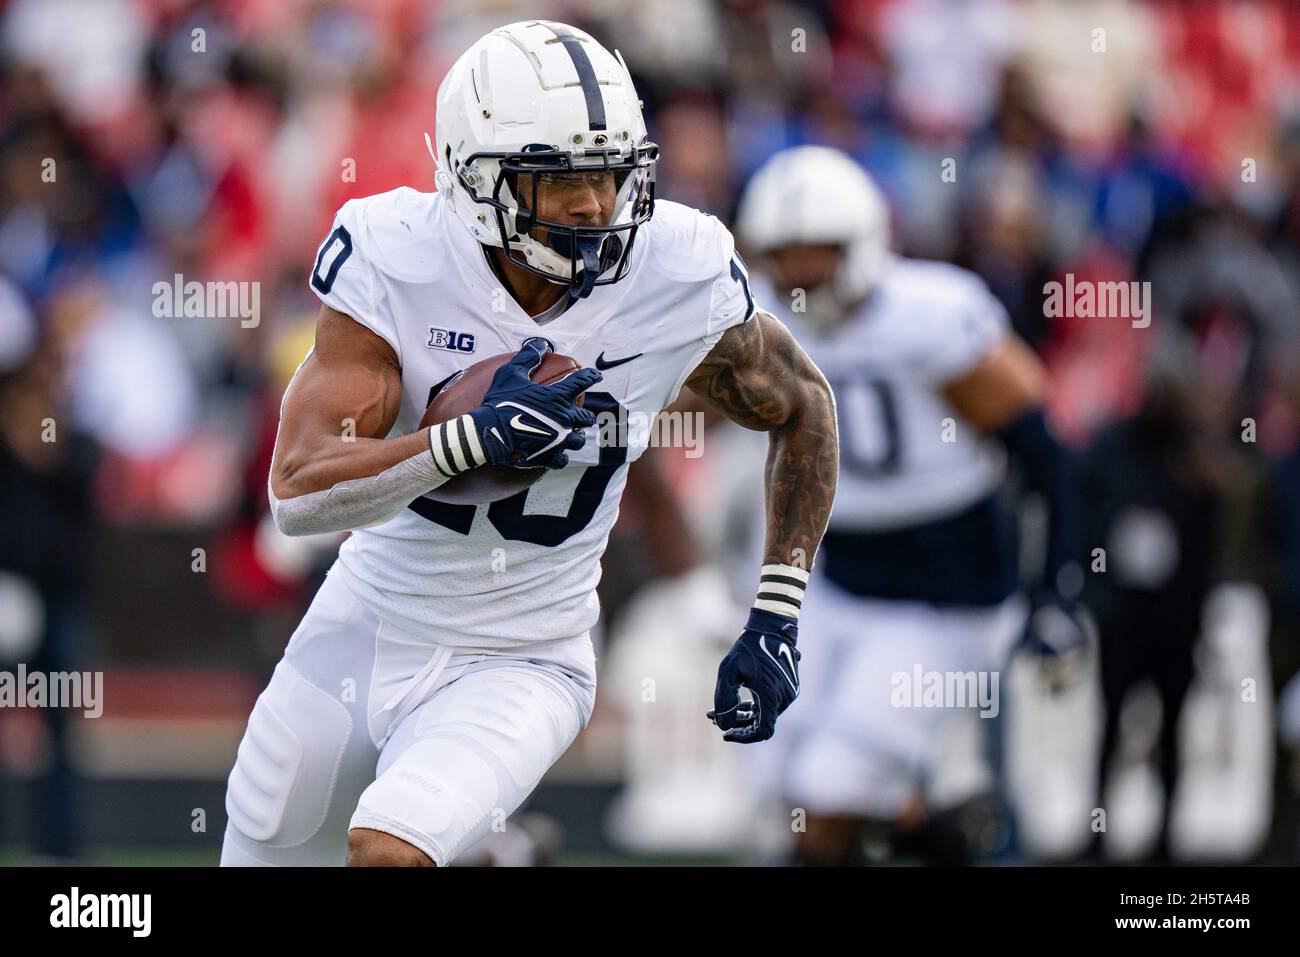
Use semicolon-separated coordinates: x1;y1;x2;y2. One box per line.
570;235;605;298
546;229;624;300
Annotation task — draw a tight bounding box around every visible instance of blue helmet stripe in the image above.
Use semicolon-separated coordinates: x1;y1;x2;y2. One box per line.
546;23;607;131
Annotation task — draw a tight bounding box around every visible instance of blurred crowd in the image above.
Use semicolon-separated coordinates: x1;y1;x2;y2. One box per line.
2;0;1300;863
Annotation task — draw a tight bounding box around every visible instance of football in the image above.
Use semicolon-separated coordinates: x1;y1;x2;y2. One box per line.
418;350;585;504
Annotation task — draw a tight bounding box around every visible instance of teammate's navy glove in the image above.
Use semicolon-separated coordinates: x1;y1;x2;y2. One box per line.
469;337;601;470
1020;589;1092;689
707;608;801;743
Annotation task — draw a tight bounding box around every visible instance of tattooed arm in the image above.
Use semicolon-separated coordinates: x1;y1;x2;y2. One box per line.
686;310;839;743
685;310;839;573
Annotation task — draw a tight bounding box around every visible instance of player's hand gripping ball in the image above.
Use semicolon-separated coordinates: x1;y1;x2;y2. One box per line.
421;337;601;504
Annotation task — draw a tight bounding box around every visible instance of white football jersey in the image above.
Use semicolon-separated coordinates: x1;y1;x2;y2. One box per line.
758;257;1009;532
306;188;756;648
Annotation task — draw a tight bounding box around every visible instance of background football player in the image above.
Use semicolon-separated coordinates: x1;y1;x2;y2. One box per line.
219;21;837;867
734;146;1085;866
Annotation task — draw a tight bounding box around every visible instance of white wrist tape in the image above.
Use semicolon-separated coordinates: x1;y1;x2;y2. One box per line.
269;415;483;536
754;563;809;620
428;412;487;478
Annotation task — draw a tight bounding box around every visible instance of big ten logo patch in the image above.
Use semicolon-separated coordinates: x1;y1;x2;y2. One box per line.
427;328;477;353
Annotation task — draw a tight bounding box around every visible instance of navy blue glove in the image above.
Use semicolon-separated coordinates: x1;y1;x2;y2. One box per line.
468;337;601;470
1020;589;1092;688
707;608;801;743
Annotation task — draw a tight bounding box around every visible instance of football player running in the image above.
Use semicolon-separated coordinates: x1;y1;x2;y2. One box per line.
220;22;837;867
735;146;1085;866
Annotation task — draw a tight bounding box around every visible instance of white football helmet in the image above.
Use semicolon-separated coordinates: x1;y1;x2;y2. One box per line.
432;21;658;298
735;146;890;325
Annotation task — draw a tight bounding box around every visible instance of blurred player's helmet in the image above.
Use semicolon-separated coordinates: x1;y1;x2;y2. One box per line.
432;21;658;298
736;146;890;327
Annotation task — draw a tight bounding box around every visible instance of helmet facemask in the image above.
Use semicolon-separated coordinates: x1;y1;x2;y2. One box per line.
453;139;657;299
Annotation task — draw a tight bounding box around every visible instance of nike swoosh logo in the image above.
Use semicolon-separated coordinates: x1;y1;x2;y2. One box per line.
510;414;551;437
595;351;643;370
778;643;798;687
761;637;799;695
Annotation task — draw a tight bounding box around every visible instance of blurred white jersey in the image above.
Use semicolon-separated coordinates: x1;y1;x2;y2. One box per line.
758;257;1008;532
305;188;756;648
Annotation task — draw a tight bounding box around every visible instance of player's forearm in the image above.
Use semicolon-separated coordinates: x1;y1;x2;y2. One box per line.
687;312;839;578
269;416;483;536
998;407;1080;590
762;379;839;570
272;429;434;500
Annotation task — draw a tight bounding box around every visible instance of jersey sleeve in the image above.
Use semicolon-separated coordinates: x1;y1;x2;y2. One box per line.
915;276;1009;385
707;246;759;342
308;200;402;362
662;218;759;406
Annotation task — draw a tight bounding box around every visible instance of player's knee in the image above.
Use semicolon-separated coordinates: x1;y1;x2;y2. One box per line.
346;828;437;867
